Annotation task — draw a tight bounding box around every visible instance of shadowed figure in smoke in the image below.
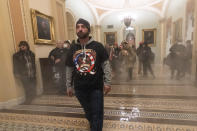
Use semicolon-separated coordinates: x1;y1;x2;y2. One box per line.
141;41;155;78
184;40;192;76
13;41;36;104
136;41;144;75
110;42;121;80
119;40;136;81
166;41;186;80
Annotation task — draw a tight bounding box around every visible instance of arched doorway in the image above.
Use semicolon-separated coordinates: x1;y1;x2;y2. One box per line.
66;11;75;41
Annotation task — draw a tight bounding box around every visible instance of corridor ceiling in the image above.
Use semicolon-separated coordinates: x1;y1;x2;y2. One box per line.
85;0;169;22
85;0;167;10
66;0;182;24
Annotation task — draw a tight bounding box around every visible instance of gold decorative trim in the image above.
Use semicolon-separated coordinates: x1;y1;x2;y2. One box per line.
151;0;164;12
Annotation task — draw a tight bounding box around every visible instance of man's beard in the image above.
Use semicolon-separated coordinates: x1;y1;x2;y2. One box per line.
77;31;89;39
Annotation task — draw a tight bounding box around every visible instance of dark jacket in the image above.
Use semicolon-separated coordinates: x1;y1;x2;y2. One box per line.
136;45;144;61
48;47;68;68
13;50;36;79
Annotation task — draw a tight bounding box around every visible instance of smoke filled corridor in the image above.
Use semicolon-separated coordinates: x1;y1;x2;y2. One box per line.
1;0;197;130
0;65;197;130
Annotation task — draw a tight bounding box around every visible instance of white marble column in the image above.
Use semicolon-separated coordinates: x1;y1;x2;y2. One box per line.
191;1;197;81
94;25;102;43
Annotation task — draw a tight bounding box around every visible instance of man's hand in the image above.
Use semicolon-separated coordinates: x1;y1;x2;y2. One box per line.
51;56;55;60
104;85;111;95
55;59;61;64
67;88;74;97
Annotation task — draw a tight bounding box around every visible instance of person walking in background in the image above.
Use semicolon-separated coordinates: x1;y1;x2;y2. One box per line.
185;40;192;75
49;40;68;95
119;41;136;81
111;42;121;80
141;41;155;78
167;41;186;79
13;41;36;104
65;18;111;131
136;41;144;75
125;33;137;80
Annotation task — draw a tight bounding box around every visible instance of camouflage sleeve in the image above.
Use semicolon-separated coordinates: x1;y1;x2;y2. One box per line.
66;66;74;89
101;60;112;86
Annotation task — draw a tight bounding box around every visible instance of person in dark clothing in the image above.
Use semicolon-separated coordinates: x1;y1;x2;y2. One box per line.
141;42;155;78
136;42;144;75
111;42;121;79
13;41;36;104
166;43;178;79
49;40;68;95
168;42;186;79
65;18;111;131
185;40;192;75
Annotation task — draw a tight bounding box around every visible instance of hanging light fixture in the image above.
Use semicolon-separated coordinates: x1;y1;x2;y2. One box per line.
123;16;135;31
124;16;132;28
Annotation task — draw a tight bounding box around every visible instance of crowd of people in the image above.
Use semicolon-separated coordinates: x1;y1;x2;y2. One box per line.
106;39;155;81
12;18;193;131
13;18;111;131
164;40;192;80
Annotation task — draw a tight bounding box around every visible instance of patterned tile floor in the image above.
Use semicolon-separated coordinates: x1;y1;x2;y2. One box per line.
1;66;197;130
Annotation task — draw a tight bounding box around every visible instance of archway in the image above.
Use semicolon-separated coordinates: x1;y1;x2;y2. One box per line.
66;11;75;41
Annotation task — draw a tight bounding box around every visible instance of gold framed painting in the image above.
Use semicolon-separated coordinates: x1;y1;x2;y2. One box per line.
31;9;55;44
104;32;117;45
142;28;156;46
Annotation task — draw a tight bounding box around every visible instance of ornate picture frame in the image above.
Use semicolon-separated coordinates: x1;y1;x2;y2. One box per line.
142;28;156;46
104;32;117;46
31;9;55;44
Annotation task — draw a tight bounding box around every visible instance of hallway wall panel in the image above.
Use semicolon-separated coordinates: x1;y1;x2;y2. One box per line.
0;0;25;106
9;0;26;50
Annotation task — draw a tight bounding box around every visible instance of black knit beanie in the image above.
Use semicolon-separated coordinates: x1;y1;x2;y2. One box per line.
76;18;90;32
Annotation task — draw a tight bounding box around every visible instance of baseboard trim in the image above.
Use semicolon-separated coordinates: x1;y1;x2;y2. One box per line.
0;96;25;109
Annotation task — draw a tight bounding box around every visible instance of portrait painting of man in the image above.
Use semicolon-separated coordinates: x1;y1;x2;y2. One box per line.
104;32;117;46
36;16;51;40
142;29;156;46
31;9;55;44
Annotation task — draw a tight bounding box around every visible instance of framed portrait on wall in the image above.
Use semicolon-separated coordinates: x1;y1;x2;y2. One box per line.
104;32;117;45
142;28;156;46
31;9;55;44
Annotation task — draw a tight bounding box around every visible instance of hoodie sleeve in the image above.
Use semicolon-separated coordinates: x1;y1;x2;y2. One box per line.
66;66;74;89
101;60;112;86
98;43;111;86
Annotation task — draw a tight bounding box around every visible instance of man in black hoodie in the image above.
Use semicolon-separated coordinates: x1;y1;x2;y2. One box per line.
65;18;111;131
13;41;36;104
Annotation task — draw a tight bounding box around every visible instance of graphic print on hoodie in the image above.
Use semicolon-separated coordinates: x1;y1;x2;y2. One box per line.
65;38;109;89
73;49;96;76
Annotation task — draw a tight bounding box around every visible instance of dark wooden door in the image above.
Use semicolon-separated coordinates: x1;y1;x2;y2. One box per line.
39;58;57;94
